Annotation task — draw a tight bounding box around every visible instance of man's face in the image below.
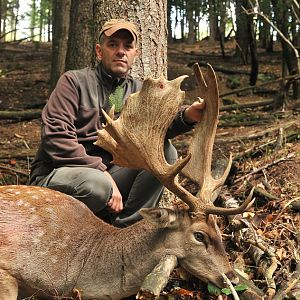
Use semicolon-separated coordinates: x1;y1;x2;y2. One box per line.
96;29;138;77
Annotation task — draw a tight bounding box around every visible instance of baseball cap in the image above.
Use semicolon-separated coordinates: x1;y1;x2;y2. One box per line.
99;19;138;42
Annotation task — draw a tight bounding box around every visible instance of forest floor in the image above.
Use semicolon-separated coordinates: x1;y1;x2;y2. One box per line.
0;40;299;300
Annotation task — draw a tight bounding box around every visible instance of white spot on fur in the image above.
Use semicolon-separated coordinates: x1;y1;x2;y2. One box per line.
16;200;24;206
51;257;58;263
46;207;54;213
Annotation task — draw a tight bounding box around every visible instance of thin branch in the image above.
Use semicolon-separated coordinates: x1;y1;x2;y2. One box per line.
234;155;294;184
242;4;300;74
222;273;241;300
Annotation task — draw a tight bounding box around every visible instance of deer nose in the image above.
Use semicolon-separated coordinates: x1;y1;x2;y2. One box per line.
225;270;239;285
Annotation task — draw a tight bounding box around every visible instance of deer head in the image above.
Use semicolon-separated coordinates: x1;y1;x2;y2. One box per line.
95;63;252;286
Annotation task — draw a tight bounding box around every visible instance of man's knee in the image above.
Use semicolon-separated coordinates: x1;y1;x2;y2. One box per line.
36;167;113;213
73;170;112;212
164;140;178;164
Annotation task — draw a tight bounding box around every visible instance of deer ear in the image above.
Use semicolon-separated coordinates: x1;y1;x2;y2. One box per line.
139;208;179;228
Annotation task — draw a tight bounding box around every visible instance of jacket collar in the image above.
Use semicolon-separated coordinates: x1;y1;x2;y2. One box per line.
96;62;129;88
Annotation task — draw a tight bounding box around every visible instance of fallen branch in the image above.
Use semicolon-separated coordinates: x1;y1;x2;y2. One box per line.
234;155;294;184
233;132;300;161
222;273;241;300
0;163;29;176
220;99;274;111
235;224;278;299
0;149;36;159
0;109;41;120
216;120;297;144
219;74;300;97
137;254;178;299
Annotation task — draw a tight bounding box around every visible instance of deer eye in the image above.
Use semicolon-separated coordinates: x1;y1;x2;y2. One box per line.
194;232;205;242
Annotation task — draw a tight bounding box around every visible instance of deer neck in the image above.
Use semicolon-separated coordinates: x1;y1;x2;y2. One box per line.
79;220;172;298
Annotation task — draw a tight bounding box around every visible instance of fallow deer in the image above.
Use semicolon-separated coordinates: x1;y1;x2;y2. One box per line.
0;64;252;300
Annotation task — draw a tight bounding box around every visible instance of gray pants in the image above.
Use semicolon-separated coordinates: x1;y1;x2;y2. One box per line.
32;140;177;227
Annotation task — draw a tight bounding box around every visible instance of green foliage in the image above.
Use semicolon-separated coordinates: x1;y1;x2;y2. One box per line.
222;284;248;295
226;76;241;89
207;282;222;296
0;69;7;77
109;86;125;113
208;282;248;296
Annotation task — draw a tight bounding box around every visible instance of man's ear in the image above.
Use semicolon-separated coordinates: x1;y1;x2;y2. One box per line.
95;44;102;60
135;48;140;57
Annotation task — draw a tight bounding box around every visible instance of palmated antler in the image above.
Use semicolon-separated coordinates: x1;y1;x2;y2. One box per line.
95;65;252;215
181;64;252;215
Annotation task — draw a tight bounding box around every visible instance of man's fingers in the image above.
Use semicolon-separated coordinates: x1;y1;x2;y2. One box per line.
107;196;123;213
196;97;205;109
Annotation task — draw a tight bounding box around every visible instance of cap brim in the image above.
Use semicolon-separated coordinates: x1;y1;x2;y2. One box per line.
104;25;137;41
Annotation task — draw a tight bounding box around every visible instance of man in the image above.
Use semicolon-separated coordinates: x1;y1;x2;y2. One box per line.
30;19;205;227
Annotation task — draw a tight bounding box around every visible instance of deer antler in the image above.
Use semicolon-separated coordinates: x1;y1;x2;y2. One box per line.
95;65;252;215
182;63;252;215
95;75;203;212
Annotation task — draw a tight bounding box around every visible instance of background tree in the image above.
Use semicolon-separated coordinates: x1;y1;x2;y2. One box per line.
271;0;299;99
186;0;196;44
29;0;37;39
50;0;71;92
258;0;273;52
64;0;94;71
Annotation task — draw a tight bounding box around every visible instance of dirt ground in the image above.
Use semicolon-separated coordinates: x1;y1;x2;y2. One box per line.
0;40;299;299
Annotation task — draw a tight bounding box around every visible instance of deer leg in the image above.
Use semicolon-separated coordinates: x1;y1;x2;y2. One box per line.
0;269;18;300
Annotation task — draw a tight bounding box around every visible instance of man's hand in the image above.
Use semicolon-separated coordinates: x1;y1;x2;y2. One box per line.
104;171;123;213
183;97;205;124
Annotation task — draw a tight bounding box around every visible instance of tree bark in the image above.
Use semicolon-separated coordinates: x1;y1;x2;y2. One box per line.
50;0;71;93
65;0;94;71
235;0;249;64
272;0;300;99
186;1;196;45
208;0;217;43
93;0;168;79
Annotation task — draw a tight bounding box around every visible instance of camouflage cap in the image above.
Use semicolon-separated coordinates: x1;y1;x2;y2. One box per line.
99;19;138;42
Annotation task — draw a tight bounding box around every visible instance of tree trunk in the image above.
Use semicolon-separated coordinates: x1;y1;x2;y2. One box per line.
272;0;300;99
180;8;185;41
47;2;51;42
65;0;94;71
208;0;217;43
167;0;173;43
0;0;7;42
248;6;258;85
186;1;196;45
94;0;168;79
235;0;249;64
218;0;227;57
50;0;71;93
259;0;273;52
30;0;36;40
0;0;2;39
13;0;19;41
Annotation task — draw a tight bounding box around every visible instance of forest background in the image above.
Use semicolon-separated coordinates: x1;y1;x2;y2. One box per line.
0;0;299;299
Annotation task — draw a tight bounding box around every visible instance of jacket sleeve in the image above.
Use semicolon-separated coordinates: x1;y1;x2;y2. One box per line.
166;105;195;139
41;72;107;171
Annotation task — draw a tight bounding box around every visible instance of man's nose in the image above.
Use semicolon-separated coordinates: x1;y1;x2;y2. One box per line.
116;45;126;56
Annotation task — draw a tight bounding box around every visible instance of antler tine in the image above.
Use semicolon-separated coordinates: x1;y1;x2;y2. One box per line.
95;75;206;212
182;63;232;212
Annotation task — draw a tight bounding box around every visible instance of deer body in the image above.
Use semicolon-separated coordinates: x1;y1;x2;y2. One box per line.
0;185;232;300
